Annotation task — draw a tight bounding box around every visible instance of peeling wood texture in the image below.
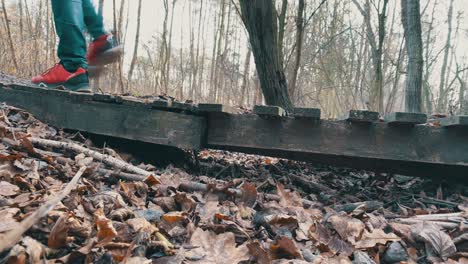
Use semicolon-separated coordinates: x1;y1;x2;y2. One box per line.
0;85;205;149
206;114;468;177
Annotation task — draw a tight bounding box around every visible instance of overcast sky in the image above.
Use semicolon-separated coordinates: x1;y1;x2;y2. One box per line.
100;0;468;63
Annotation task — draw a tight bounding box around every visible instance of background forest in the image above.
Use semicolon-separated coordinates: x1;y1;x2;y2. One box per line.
0;0;467;118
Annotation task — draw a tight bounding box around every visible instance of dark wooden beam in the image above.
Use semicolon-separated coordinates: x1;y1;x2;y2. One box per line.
205;114;468;177
0;85;205;149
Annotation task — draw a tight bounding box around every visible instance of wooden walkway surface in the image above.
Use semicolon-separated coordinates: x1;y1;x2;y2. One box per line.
0;82;467;177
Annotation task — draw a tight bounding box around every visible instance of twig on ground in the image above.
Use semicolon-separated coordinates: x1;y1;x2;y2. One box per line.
0;166;87;253
30;137;153;177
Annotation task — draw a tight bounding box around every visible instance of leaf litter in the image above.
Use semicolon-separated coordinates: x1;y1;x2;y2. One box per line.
0;104;466;263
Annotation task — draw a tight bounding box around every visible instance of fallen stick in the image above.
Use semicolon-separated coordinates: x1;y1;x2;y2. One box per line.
0;166;86;253
288;174;337;194
30;137;152;177
392;219;460;229
96;168;147;182
31;138;381;212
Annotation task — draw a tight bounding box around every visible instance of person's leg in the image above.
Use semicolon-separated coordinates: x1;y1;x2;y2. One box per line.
51;0;87;71
82;0;107;40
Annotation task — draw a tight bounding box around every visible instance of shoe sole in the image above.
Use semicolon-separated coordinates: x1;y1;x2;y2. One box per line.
38;82;92;93
91;46;124;66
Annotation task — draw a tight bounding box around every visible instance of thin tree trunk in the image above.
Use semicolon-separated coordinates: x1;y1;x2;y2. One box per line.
401;0;423;113
289;0;305;102
128;0;143;80
239;0;293;111
277;0;288;68
436;0;454;112
239;47;252;106
1;0;19;72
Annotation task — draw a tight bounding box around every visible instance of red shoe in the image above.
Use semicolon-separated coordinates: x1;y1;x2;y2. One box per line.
87;34;123;77
32;64;91;92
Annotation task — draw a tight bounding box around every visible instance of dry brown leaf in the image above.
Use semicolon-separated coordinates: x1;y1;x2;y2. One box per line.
0;207;20;232
277;183;303;207
22;236;44;263
355;229;400;249
174;192;196;212
247;241;272;264
162;211;188;223
125;256;152;264
4;244;27;264
144;175;161;187
0;181;20;196
240;183;257;207
185;228;249;264
328;214;365;244
95;208;118;244
270;236;303;260
48;213;71;249
312;255;352;264
126;217;158;234
411;223;457;260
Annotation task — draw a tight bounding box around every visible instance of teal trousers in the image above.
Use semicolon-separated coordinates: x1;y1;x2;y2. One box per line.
52;0;106;71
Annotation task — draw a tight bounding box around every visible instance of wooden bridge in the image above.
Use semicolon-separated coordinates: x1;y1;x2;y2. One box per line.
0;82;467;177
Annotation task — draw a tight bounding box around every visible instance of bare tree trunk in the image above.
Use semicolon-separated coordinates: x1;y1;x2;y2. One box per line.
352;0;389;113
459;73;467;115
422;0;437;114
289;0;305;102
239;0;293;111
401;0;423;113
2;0;19;72
239;47;252;106
436;0;454;112
128;0;143;80
277;0;287;68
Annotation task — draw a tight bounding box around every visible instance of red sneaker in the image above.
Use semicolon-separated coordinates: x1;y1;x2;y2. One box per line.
87;34;123;67
32;64;91;92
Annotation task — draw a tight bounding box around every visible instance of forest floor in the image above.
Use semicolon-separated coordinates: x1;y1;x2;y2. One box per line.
0;103;466;264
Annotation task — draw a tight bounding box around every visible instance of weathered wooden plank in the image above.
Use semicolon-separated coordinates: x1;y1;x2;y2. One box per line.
293;107;321;119
152;99;172;109
440;116;468;127
348;110;379;122
205;114;468;177
0;85;205;149
384;112;427;125
254;105;286;117
198;103;236;114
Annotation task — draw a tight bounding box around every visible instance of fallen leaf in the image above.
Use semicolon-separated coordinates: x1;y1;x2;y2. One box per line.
270;236;303;260
95;208;118;245
0;181;20;196
126;217;158;234
328;214;365;244
48;213;71;248
277;183;303;207
239;183;257;207
247;241;271;264
162;211;188;223
185;228;249;263
22;236;44;263
412;223;457;260
355;229;400;249
0;207;20;232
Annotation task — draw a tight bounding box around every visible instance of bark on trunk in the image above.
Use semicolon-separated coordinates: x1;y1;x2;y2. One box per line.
401;0;423;113
2;0;19;72
128;0;142;80
436;0;454;112
239;0;293;112
289;0;305;102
